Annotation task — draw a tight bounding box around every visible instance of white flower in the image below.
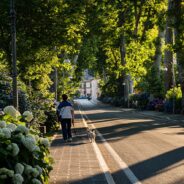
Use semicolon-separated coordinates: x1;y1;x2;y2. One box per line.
0;121;6;128
12;143;19;156
14;132;24;140
33;146;40;152
35;165;42;175
0;111;5;116
32;168;39;177
24;165;33;175
40;138;50;147
7;123;17;132
3;106;21;119
15;163;24;175
2;128;11;138
32;178;42;184
24;165;40;178
12;174;24;184
0;168;14;177
21;135;36;152
0;129;4;137
23;111;33;122
7;143;19;156
15;125;29;135
34;135;40;141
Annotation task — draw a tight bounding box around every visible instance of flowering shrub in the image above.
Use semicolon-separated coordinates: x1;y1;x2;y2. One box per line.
3;106;21;120
0;106;53;184
22;111;34;123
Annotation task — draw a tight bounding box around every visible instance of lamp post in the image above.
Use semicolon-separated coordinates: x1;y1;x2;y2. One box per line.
172;60;176;114
10;0;18;109
127;80;129;108
122;80;129;108
54;67;58;101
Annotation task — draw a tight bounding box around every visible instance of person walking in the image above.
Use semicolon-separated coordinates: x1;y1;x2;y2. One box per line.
57;94;74;142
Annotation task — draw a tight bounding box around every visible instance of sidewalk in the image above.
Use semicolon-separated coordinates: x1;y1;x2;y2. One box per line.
91;99;184;122
138;110;184;121
49;119;108;184
121;108;184;122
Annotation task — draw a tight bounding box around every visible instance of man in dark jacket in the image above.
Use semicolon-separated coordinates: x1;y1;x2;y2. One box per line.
57;94;74;142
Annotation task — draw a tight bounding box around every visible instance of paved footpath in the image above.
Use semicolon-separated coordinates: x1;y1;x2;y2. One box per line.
49;118;108;184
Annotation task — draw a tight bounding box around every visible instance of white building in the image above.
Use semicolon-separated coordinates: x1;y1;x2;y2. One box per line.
79;70;100;99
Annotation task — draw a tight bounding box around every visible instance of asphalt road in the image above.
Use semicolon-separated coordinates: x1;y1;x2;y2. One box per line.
76;99;184;184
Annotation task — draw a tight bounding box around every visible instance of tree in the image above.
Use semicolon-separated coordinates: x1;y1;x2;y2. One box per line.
173;0;184;112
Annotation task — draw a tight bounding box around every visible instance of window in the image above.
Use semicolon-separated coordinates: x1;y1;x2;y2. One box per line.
86;82;91;88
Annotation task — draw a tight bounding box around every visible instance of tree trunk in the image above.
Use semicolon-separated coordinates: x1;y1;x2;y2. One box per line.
174;0;184;112
163;0;174;92
119;33;127;98
154;29;165;77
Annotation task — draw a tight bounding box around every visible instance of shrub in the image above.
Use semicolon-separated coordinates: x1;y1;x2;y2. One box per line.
0;106;53;184
129;93;149;109
165;86;182;113
44;110;60;132
147;98;164;111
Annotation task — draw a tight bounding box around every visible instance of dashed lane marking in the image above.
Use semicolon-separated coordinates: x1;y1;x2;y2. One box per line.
78;101;142;184
77;103;116;184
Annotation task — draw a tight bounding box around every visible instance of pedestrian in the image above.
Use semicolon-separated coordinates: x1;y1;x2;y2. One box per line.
57;94;74;142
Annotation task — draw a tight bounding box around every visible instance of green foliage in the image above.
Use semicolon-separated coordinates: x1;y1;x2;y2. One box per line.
44;109;59;133
165;86;182;100
0;78;12;109
0;0;184;116
165;86;182;113
145;66;164;98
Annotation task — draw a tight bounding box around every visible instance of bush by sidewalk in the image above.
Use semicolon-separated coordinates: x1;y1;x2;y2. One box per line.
0;106;53;184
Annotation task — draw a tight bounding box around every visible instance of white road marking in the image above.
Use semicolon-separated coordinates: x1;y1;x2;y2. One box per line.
77;103;116;184
78;101;142;184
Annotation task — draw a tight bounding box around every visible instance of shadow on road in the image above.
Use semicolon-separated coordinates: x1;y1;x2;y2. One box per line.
71;101;184;183
96;119;182;142
76;107;184;142
129;146;184;182
51;145;184;184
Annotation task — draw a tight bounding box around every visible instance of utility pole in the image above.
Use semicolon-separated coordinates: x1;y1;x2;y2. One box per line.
55;67;58;101
172;60;176;114
10;0;18;109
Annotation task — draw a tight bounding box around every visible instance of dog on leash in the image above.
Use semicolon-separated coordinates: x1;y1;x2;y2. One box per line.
87;128;96;142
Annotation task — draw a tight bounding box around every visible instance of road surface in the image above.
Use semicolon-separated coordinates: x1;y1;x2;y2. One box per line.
76;99;184;184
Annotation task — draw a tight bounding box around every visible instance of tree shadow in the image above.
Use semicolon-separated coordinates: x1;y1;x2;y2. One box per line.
50;123;184;183
51;127;89;148
95;118;180;142
50;145;184;184
77;107;184;142
129;146;184;181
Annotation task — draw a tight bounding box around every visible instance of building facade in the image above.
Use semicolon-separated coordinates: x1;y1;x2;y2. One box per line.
79;70;100;99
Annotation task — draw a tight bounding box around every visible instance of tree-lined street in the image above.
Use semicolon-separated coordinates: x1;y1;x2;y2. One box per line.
0;1;184;183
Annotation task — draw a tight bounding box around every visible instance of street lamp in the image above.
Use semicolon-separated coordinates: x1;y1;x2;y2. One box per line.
171;60;176;114
122;80;129;108
10;0;18;109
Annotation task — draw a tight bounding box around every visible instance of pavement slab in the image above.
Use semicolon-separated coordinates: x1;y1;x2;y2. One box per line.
49;119;108;184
